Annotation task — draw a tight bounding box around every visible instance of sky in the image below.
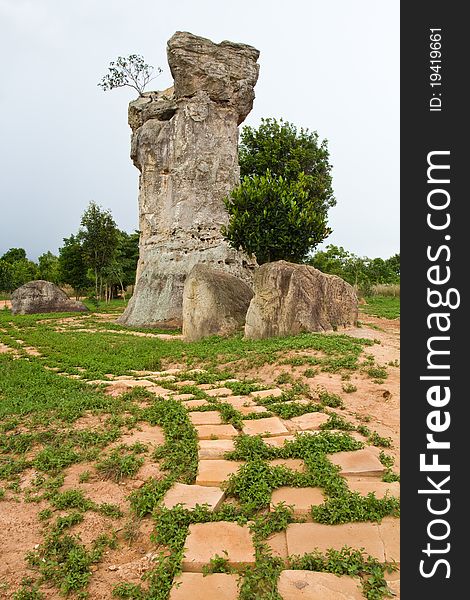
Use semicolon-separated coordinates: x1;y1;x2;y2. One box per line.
0;0;399;261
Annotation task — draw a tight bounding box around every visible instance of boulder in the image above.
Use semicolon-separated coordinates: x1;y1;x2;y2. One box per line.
11;280;88;315
183;264;253;341
244;261;357;339
117;32;259;327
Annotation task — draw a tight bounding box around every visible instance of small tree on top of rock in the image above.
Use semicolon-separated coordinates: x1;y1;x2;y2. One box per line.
98;55;162;97
222;118;335;265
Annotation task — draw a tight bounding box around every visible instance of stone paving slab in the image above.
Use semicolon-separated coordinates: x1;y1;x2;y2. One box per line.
379;517;400;562
198;439;235;459
188;411;223;426
270;487;325;517
183;399;210;408
285;522;386;561
287;412;329;431
242;417;289;436
344;476;400;498
169;573;240;600
264;435;296;447
221;396;255;408
206;387;234;397
175;380;197;387
148;385;174;396
172;393;196;401
196;460;243;486
195;424;238;440
250;388;283;399
266;531;288;559
278;570;364;600
238;405;269;415
182;522;255;572
162;483;224;511
328;448;386;477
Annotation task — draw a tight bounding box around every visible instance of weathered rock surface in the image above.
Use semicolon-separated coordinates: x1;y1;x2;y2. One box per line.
11;281;88;315
244;261;358;339
182;264;253;341
118;31;259;327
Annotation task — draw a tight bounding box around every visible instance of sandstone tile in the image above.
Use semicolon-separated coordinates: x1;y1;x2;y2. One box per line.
196;460;243;486
197;383;216;390
175;380;197;387
270;487;325;517
162;482;224;511
242;417;289;436
329;448;386;477
286;522;385;561
198;439;235;459
266;531;288;559
269;458;305;472
148;385;173;396
183;399;210;408
172;393;195;401
264;435;296;448
250;388;283;399
379;517;400;563
170;573;240;600
195;424;238;440
238;405;269;415
148;374;177;382
287;412;329;431
206;387;233;397
222;396;255;408
345;476;400;499
278;570;363;600
182;522;255;572
189;411;223;426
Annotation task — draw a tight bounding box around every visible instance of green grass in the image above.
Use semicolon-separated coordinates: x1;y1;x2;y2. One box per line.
0;309;373;379
0;305;399;600
362;296;400;320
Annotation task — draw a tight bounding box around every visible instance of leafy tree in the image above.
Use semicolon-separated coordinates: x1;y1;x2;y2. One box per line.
58;235;90;299
38;251;60;284
10;259;39;289
0;260;13;292
99;230;139;300
0;249;38;291
98;55;161;97
308;245;400;294
223;171;329;264
1;248;27;263
223;118;335;264
80;202;119;299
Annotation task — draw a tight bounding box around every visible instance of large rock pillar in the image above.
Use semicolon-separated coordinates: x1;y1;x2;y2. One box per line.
118;31;260;327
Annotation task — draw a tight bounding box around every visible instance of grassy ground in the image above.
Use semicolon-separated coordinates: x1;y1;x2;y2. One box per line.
0;305;399;599
361;296;400;320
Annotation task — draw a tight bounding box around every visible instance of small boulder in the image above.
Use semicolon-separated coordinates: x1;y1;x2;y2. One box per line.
11;280;88;315
182;265;253;341
244;261;357;339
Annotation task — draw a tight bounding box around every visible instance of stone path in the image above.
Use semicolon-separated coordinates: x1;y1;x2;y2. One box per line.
0;335;400;598
82;368;400;598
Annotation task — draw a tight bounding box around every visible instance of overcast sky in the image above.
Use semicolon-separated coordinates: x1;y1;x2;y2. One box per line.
0;0;399;261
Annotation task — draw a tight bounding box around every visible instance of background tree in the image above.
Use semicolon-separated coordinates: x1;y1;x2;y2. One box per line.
308;245;400;295
80;202;119;300
223;118;335;264
1;248;27;263
38;251;60;284
58;235;90;299
0;260;14;293
98;55;161;97
0;248;38;292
